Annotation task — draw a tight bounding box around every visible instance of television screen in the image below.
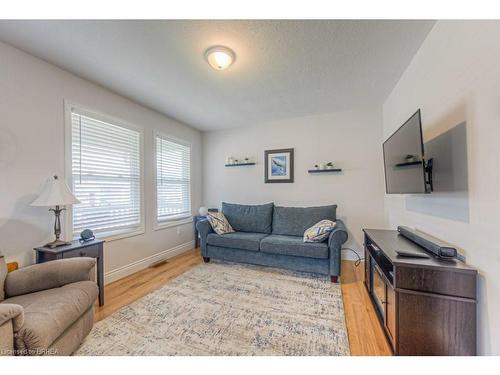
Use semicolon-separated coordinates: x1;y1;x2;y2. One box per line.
383;110;427;194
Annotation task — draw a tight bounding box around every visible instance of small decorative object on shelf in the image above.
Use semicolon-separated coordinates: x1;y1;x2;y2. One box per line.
405;154;417;162
225;162;256;167
225;155;255;167
79;229;95;243
326;162;334;169
319;163;326;170
314;164;319;170
199;206;209;216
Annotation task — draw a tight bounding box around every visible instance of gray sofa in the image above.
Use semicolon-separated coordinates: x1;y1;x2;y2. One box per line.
0;256;98;356
197;203;348;282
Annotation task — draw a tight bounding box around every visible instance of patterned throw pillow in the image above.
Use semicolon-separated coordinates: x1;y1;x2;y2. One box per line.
207;212;235;235
303;220;337;243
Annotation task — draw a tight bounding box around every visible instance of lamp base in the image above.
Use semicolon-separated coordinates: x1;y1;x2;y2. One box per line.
45;239;72;249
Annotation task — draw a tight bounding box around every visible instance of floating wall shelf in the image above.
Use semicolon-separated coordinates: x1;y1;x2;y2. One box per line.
395;161;423;167
225;163;256;167
308;169;342;173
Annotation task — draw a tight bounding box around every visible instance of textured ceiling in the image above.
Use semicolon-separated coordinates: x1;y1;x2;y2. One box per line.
0;20;435;131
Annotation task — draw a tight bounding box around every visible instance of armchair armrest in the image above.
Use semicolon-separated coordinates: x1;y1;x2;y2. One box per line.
328;219;348;279
196;219;214;257
0;303;24;356
4;257;96;298
0;303;24;331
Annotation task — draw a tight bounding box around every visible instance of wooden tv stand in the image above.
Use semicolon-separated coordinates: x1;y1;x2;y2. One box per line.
363;229;477;355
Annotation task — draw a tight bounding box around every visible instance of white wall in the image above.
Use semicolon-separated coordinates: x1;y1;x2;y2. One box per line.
202;108;386;256
383;21;500;355
0;41;202;282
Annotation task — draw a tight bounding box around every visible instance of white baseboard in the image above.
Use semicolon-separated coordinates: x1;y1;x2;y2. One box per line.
341;248;363;261
104;240;195;285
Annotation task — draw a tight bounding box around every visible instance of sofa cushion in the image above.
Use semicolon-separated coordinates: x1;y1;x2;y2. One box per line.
222;202;274;234
2;281;98;351
207;232;268;252
260;235;329;259
272;205;337;237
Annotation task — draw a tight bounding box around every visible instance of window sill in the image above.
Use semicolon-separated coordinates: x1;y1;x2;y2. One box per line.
77;227;146;243
154;217;193;231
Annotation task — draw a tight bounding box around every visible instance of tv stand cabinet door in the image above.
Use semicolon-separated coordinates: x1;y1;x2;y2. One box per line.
397;289;476;355
386;284;396;347
364;248;371;291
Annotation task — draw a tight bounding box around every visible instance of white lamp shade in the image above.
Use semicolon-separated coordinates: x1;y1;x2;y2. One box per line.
31;176;80;207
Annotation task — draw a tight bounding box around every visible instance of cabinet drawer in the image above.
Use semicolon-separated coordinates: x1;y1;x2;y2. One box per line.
62;246;99;259
395;266;476;299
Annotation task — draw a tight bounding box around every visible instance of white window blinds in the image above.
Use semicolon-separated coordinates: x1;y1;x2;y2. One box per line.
156;135;191;222
71;111;142;236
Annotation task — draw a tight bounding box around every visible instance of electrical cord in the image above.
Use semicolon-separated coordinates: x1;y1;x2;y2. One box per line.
341;247;364;267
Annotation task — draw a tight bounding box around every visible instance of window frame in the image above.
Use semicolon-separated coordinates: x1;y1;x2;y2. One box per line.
153;130;193;231
64;101;145;242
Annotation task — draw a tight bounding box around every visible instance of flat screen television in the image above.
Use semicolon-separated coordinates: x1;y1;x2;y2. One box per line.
383;109;428;194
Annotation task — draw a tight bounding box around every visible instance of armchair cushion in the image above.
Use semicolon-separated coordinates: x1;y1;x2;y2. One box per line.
3;280;98;352
4;257;96;298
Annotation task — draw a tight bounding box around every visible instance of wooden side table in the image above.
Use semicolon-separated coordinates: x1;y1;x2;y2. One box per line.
34;239;105;306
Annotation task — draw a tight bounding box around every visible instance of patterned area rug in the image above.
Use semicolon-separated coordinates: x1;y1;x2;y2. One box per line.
76;261;350;355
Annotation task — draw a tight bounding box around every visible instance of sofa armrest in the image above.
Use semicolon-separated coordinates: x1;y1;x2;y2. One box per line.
4;257;96;298
196;219;214;257
328;219;348;278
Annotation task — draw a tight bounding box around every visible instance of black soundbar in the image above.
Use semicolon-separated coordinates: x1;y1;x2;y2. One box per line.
397;226;457;259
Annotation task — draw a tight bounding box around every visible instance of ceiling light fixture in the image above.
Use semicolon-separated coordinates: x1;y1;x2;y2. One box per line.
204;46;235;71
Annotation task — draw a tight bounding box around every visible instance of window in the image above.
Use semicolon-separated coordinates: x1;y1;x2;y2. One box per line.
155;134;191;223
70;109;143;237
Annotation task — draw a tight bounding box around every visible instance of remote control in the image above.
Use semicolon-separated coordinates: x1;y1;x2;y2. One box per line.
396;250;430;259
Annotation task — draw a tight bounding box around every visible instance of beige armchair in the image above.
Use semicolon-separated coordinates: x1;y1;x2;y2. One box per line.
0;255;98;356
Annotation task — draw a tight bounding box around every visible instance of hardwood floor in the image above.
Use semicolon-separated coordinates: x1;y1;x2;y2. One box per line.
95;248;391;355
340;259;392;355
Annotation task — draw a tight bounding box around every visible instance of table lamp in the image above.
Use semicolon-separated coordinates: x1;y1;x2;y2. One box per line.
31;175;80;248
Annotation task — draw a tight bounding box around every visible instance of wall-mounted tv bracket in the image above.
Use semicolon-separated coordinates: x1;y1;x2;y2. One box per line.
424;158;434;193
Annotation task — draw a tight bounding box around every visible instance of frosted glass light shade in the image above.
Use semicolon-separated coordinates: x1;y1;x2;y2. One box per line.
31;175;80;207
205;46;235;70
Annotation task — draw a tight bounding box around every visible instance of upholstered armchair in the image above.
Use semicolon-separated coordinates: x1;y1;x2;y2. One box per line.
0;256;98;356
